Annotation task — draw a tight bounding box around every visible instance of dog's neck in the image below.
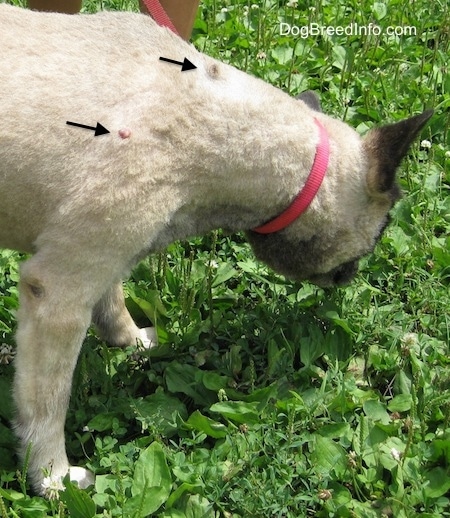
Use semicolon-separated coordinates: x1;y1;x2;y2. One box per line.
150;78;322;247
253;118;329;234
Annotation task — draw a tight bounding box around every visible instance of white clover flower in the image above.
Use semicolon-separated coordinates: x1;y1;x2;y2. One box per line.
0;344;15;365
221;7;228;13
218;388;228;401
318;489;332;500
208;259;219;269
400;332;421;357
287;0;298;7
401;332;419;347
251;4;259;9
257;51;267;60
391;448;402;461
42;476;63;500
445;150;450;159
420;139;432;149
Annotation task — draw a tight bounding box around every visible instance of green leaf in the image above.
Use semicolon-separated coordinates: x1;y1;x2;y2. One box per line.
327;482;352;508
124;442;172;517
379;438;405;470
134;391;187;437
237;261;271;284
165;362;216;405
132;442;171;496
332;45;347;70
0;487;25;502
363;399;390;424
160;510;186;518
271;45;292;65
387;394;412;412
87;412;121;432
323;310;354;335
60;480;96;518
267;339;282;377
210;401;261;424
244;384;279;406
387;227;410;255
0;495;50;515
202;371;229;391
93;474;117;496
224;344;242;376
181;494;215;518
311;436;348;477
186;410;228;438
372;2;387;20
430;436;450;463
124;487;169;518
318;422;351;440
299;334;324;368
397;370;412;395
211;263;237;287
166;482;204;509
129;290;167;323
423;467;450;498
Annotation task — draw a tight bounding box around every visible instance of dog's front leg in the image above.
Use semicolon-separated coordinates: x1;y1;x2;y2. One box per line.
13;255;96;495
92;282;157;348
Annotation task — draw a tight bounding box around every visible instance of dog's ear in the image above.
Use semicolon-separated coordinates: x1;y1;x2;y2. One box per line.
297;90;322;112
363;109;433;199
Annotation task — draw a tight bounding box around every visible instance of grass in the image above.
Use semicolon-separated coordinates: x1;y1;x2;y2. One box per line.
0;0;449;516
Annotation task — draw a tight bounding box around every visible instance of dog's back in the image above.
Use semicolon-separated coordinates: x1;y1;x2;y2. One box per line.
0;4;200;252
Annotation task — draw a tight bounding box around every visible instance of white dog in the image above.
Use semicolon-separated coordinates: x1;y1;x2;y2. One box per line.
0;3;431;493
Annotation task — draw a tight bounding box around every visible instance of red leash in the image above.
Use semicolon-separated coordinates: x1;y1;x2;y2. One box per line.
142;0;179;35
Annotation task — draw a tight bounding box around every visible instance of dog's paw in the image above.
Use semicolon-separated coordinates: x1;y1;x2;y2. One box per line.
137;327;158;349
68;466;95;489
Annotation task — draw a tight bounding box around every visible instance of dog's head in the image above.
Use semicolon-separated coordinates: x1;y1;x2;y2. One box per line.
246;93;433;287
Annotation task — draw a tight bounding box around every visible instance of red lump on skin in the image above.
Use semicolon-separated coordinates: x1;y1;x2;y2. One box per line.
119;128;131;139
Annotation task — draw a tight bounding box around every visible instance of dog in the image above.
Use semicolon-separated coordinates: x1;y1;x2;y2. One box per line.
0;3;432;494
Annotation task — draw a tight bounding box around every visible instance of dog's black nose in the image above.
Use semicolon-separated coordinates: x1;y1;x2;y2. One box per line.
309;260;359;288
331;261;359;286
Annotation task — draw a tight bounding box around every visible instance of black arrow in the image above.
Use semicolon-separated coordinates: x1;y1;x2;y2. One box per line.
159;56;197;71
66;121;110;136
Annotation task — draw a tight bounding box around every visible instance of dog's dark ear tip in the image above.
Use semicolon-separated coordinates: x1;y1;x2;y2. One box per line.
420;108;434;125
365;107;435;198
297;90;322;112
407;108;434;129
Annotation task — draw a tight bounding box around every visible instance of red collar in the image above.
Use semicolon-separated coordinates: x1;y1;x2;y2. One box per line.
253;118;330;234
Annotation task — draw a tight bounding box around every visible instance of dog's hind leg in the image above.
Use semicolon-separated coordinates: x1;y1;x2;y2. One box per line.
12;253;100;495
92;282;157;349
